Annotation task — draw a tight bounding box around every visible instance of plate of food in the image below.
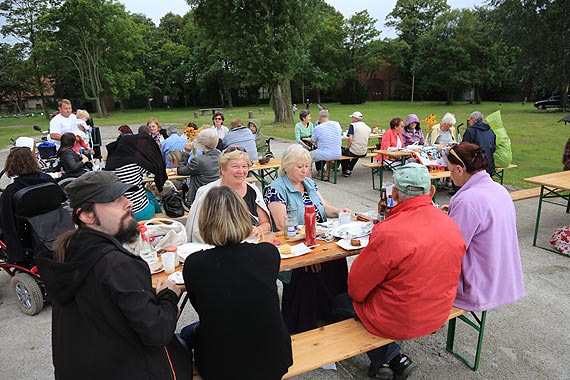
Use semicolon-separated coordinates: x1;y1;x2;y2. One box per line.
167;270;184;285
176;242;214;262
279;243;312;259
330;221;373;239
336;236;369;251
148;261;164;274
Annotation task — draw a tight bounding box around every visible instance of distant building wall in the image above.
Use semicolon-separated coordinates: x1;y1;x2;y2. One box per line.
358;61;400;101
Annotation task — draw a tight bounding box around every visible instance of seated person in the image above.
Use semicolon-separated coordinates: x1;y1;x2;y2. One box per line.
336;163;465;379
426;112;457;146
341;111;371;177
222;118;258;162
310;109;342;174
0;146;56;265
264;145;351;334
179;186;292;380
161;126;187;168
57;132;90;178
105;132;166;222
247;120;269;157
294;109;315;150
402;114;425;146
178;129;220;206
377;117;405;164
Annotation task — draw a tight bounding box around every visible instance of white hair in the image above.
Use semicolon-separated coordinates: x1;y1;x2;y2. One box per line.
470;111;484;121
441;113;456;125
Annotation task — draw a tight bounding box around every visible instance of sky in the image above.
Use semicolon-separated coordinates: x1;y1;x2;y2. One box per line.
117;0;485;39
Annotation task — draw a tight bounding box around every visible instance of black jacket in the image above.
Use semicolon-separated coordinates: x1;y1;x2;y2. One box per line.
58;149;87;178
463;120;497;173
36;229;192;380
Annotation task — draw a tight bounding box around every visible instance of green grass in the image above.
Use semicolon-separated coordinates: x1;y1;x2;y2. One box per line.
1;101;568;188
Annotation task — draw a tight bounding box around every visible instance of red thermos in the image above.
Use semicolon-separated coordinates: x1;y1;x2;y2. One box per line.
304;205;316;246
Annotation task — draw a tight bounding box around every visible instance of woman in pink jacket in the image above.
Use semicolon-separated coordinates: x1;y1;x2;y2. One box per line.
377;117;405;162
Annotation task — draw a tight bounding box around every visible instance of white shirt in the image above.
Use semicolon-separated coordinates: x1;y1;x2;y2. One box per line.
49;113;77;149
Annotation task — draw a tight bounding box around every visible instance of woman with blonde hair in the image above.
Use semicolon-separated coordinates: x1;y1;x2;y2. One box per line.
180;186;292;380
146;117;165;144
186;146;270;242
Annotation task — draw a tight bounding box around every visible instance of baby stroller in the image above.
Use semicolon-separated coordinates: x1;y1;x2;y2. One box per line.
0;182;74;315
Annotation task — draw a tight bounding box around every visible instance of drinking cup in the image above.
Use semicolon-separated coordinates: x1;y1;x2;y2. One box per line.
162;252;176;274
339;211;351;225
262;231;275;244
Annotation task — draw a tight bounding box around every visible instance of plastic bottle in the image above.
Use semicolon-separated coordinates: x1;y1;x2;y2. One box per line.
285;205;298;237
378;188;388;220
386;195;395;216
304;205;317;246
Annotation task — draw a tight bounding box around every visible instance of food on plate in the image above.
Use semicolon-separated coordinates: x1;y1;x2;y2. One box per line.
356;214;372;222
350;239;361;247
280;244;292;255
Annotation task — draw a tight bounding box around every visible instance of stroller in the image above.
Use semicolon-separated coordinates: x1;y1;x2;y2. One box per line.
0;182;74;315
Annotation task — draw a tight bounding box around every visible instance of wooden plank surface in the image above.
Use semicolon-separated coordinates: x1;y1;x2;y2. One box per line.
524;170;570;190
510;187;541;201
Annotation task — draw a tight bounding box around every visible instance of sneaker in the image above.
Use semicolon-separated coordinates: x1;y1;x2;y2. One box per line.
342;171;350;177
367;363;394;379
389;354;417;380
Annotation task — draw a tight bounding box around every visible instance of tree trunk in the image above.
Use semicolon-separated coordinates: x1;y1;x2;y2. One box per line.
93;97;104;118
100;95;108;117
119;99;125;112
446;89;454;105
475;85;481;104
317;89;321;104
226;88;233;108
272;78;293;123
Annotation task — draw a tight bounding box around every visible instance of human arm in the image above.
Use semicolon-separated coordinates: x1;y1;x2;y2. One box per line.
177;154;198;176
60;150;87;172
256;205;272;234
448;199;481;248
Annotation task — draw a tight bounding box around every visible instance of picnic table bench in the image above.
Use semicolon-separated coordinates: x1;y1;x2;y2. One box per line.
199;108;223;116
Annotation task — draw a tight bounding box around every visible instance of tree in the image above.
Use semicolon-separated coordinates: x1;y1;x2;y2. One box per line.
0;0;61;119
0;43;36;112
491;0;570;109
187;0;316;123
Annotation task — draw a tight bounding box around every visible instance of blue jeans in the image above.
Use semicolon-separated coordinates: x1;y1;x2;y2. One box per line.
179;321;201;350
333;293;400;369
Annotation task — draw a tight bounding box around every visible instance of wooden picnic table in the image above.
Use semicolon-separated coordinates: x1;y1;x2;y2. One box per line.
523;170;570;254
248;158;281;189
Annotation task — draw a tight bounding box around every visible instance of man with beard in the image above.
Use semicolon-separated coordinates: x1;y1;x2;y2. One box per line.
36;171;192;380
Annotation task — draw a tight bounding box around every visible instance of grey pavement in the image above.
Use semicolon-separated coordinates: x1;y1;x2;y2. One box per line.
1;125;569;379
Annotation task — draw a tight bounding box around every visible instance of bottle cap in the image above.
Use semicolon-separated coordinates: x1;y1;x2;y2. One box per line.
138;224;147;232
165;246;177;252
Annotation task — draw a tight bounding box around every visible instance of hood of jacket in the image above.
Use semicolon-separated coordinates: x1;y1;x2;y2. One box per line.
471;120;491;132
36;228;131;305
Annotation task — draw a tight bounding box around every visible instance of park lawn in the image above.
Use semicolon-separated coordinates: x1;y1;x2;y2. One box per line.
1;101;567;188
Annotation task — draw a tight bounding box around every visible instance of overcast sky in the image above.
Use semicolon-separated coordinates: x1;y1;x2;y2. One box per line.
117;0;485;39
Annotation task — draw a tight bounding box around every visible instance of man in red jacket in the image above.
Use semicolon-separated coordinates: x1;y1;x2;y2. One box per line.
336;163;465;379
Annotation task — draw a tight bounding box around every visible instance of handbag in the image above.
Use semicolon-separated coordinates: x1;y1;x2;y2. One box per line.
162;188;185;218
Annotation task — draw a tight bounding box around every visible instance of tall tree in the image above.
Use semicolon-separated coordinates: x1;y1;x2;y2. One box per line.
187;0;315;123
0;43;36;112
491;0;570;109
0;0;60;119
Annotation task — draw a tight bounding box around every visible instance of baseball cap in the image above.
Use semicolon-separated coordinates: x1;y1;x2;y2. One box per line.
349;111;363;119
393;163;431;196
66;171;137;208
15;137;35;150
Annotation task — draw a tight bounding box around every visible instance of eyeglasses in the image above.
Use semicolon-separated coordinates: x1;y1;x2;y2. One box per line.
223;146;247;154
448;148;466;168
213;117;223;120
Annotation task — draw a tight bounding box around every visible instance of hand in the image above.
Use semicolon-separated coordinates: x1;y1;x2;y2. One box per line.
249;226;262;241
81;154;89;163
338;207;351;217
184;142;193;153
155;279;182;297
306;263;322;273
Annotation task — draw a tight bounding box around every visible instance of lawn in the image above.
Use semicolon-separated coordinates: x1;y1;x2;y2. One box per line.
1;101;568;188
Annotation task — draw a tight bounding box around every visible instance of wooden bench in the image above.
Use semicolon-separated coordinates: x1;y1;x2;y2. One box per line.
318;156;355;184
491;164;517;184
509;187;542;202
199;108;223;116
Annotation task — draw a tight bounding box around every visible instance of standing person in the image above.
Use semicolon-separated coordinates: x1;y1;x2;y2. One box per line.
445;142;525;312
305;98;311;109
294;109;315;151
222;118;258;162
146;118;165;145
426;112;458;146
49;99;77;150
341;111;371;177
292;103;297;115
463;111;496;173
563;137;570;171
402;114;425;146
179;186;292;380
337;163;465;379
264;145;352;334
35;171;192;380
211;111;229;140
161;126;187;168
310;109;342;176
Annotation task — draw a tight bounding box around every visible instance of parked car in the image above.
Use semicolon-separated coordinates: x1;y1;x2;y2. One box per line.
534;95;570;110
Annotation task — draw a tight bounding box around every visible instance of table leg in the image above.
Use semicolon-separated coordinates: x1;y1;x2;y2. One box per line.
532;186;545;247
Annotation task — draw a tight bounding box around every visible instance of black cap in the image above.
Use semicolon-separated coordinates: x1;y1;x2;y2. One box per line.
66;171;137;208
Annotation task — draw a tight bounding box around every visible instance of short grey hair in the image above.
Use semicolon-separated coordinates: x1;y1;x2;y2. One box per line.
318;109;329;119
166;126;179;136
395;188;417;202
194;128;219;152
469;111;484;121
441;112;456;125
279;144;311;176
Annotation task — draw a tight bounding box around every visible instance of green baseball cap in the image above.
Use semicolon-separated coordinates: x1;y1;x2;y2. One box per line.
393;163;431;196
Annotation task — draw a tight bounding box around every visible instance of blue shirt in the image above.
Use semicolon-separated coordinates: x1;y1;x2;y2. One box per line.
161;134;187;168
311;120;342;161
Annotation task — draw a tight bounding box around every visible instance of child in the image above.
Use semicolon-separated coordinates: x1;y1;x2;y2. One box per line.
72;109;93;155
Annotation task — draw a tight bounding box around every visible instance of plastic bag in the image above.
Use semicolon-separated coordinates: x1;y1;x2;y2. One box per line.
550;226;570;256
485;110;512;168
144;218;187;250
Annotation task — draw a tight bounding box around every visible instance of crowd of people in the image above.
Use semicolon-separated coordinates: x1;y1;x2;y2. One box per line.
0;104;532;380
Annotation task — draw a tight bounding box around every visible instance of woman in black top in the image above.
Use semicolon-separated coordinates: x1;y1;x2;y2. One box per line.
180;186;292;380
57;132;89;178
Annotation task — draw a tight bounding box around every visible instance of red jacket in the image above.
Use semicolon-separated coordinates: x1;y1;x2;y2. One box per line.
348;195;465;340
377;128;404;161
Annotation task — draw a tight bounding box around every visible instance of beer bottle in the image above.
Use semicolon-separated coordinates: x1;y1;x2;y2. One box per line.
378;188;388;220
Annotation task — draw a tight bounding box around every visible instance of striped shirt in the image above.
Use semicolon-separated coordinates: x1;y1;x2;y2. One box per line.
311;120;342;161
114;163;149;213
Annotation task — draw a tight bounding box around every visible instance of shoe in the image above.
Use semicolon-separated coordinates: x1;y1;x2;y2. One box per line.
389;354;417;380
342;171;350;177
367;363;394;379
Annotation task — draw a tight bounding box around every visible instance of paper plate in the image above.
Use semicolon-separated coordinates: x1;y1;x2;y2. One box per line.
167;271;184;285
279;243;312;259
330;221;373;239
336;236;369;251
176;242;214;262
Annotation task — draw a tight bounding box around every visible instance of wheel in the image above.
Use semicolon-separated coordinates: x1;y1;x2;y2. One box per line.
538;104;546;110
10;272;45;316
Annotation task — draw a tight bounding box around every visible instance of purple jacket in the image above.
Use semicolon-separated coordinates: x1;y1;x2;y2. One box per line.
448;171;525;312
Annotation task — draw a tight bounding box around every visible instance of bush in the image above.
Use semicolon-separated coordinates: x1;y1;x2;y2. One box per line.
338;78;367;104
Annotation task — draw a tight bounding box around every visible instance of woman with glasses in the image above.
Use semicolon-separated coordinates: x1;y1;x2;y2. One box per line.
263;144;352;334
444;142;525;312
186;146;271;243
179;186;292;380
211;112;229;140
0;146;55;266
